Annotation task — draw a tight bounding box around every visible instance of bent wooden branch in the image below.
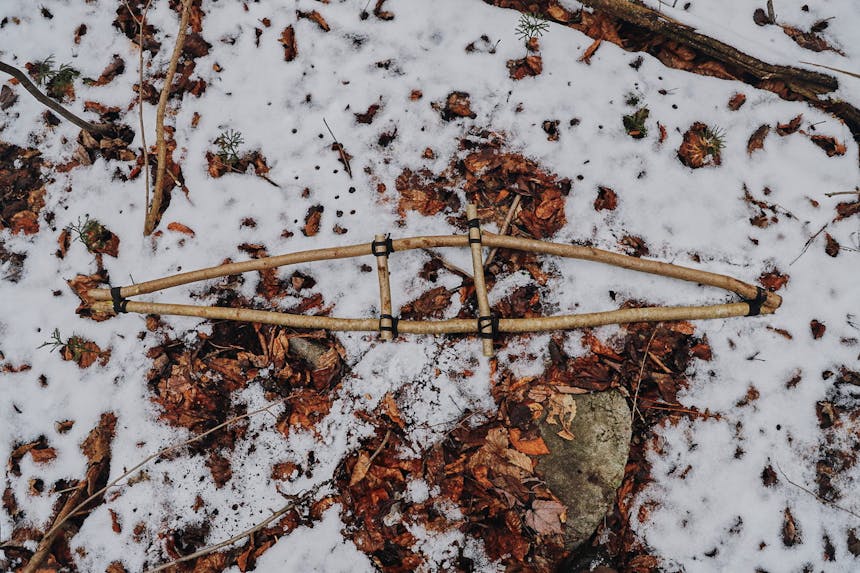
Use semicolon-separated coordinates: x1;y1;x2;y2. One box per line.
88;206;781;356
88;233;781;311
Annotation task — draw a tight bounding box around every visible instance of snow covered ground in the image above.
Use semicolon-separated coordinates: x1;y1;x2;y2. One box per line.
1;0;859;571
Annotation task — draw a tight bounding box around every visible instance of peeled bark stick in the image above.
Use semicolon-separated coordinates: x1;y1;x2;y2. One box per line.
92;300;380;331
0;60;110;134
88;234;781;312
143;0;193;236
466;204;494;357
88;237;467;301
481;233;782;312
375;234;394;340
91;300;774;334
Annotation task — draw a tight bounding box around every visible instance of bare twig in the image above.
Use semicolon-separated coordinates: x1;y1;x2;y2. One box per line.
631;324;660;423
144;0;193;236
484;193;522;268
143;481;329;573
421;248;474;280
790;223;828;266
42;398;289;542
800;61;860;80
775;462;860;520
323;117;353;178
124;0;153;211
824;188;860;197
0;60;109;133
766;0;776;23
369;430;391;464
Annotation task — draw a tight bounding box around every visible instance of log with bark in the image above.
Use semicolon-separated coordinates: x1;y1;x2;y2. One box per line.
487;0;860;162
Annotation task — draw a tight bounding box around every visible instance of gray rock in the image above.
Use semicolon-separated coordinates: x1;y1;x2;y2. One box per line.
536;390;632;550
287;336;329;369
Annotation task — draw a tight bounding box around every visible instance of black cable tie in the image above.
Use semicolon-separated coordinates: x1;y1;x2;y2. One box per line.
477;315;498;340
743;286;767;317
371;235;394;257
110;286;129;314
379;314;399;337
467;217;482;244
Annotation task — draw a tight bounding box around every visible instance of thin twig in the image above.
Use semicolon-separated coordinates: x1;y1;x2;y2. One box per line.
144;0;193;236
368;430;391;464
42;398;289;541
766;0;776;23
421;248;474;280
125;0;153;212
323;117;353;179
790;223;828;266
799;61;860;80
0;60;109;133
824;189;860;198
631;325;660;424
484;194;522;268
775;462;860;520
143;481;329;573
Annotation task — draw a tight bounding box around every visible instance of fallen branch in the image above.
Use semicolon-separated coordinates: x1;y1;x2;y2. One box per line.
144;481;329;573
144;0;193;236
573;0;836;98
41;399;289;542
492;0;860;159
22;415;116;573
0;60;110;134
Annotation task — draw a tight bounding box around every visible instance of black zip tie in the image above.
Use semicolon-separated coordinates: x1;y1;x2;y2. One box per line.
371;235;394;257
379;314;399;337
110;286;129;314
477;315;498;340
467;217;482;244
743;286;767;317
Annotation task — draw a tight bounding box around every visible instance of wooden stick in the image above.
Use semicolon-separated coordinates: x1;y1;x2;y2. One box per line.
375;234;394;340
88;233;781;312
91;299;775;334
484;194;521;268
143;0;192;236
125;0;153;212
482;233;782;311
0;60;110;134
466;204;494;357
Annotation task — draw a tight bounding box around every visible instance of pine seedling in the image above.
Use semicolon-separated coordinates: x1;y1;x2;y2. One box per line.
214;129;244;165
38;328;65;352
67;216;111;253
515;13;550;44
48;63;80;97
38;329;90;359
701;125;726;156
